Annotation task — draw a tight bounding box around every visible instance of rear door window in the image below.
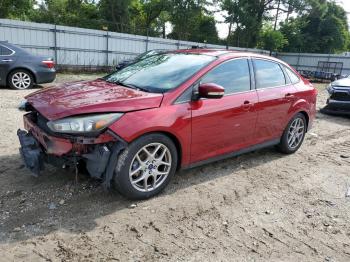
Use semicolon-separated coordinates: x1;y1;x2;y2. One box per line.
253;59;286;89
0;45;13;56
201;58;251;94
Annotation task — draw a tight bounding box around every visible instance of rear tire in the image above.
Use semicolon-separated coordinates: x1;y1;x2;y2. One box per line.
278;113;307;154
8;69;34;90
113;133;178;200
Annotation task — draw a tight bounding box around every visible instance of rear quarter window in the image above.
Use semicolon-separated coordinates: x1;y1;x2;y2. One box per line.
253;59;286;89
0;45;13;56
284;66;300;84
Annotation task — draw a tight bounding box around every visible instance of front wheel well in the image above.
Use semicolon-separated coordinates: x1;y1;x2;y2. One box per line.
7;68;36;84
132;131;182;170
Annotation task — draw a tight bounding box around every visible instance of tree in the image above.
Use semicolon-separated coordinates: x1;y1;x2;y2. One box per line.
279;18;306;52
280;0;350;53
168;0;218;42
31;0;100;29
0;0;35;19
129;0;170;36
258;25;288;51
220;0;306;48
98;0;133;32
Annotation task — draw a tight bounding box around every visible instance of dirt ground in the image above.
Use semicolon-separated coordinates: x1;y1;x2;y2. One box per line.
0;74;350;261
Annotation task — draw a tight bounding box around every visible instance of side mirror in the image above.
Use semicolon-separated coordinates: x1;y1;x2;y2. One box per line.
198;83;225;99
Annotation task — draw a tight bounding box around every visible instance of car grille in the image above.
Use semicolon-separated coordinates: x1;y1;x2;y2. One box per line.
331;92;350;102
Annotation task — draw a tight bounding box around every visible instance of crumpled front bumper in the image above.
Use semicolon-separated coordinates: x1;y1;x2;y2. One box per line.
17;129;44;176
17;113;126;185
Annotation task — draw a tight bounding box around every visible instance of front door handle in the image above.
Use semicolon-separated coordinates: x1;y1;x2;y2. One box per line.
242;100;253;110
1;59;13;62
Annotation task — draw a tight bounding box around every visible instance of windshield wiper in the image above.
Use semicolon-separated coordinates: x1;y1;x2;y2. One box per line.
115;81;150;92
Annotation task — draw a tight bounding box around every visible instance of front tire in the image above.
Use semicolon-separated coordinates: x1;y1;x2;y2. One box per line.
8;70;34;90
278;113;307;154
113;133;178;200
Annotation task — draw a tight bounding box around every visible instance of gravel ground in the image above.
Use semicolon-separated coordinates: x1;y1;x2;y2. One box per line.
0;74;350;261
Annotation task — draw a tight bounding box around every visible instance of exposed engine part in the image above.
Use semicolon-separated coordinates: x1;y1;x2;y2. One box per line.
83;145;111;179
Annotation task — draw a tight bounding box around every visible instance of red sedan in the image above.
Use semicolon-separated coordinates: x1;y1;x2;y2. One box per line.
18;49;317;199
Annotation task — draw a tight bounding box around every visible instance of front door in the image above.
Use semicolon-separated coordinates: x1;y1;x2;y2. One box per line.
190;58;258;164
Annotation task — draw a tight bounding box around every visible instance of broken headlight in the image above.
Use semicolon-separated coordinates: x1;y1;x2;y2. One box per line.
47;113;123;134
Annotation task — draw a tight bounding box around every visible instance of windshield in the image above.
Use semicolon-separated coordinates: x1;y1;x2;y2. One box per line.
104;53;215;92
135;50;159;60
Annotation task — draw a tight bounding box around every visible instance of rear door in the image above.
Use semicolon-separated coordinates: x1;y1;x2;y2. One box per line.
190;58;259;163
0;44;16;86
253;58;297;143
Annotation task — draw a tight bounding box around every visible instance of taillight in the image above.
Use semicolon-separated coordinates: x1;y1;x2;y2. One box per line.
42;60;55;69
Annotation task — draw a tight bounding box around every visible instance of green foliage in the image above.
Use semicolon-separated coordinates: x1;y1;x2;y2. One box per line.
168;0;219;42
31;0;101;29
280;0;350;53
0;0;349;53
0;0;35;20
258;25;288;51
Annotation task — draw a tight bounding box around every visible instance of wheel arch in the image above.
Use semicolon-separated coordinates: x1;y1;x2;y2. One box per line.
288;99;311;132
131;130;183;170
298;111;310;131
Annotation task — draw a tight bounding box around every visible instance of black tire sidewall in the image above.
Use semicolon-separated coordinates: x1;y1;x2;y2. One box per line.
113;133;178;200
8;70;34;90
279;113;307;154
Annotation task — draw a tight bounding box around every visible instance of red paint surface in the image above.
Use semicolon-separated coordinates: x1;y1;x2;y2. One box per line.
26;79;163;120
24;50;317;166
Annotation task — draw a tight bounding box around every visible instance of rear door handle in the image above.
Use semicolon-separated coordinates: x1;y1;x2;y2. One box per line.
1;59;13;62
284;93;295;99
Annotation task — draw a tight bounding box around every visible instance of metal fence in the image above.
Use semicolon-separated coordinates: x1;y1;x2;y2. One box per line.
276;52;350;76
2;19;350;75
0;19;268;69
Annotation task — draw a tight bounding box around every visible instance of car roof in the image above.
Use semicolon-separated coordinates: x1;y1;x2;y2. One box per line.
171;48;287;65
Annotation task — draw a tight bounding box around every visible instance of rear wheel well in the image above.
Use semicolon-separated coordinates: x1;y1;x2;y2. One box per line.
7;68;36;84
299;111;309;131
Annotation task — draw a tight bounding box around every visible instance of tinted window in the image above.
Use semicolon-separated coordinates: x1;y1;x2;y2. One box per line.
285;66;300;84
104;53;215;93
201;59;251;94
0;45;12;56
254;59;286;89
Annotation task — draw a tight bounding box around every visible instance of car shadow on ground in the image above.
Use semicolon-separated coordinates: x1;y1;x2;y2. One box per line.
317;109;350;125
1;85;43;90
0;146;286;244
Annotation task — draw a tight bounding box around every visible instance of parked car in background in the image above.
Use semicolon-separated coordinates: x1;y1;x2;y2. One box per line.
321;76;350;116
0;41;56;90
17;49;317;200
116;49;163;70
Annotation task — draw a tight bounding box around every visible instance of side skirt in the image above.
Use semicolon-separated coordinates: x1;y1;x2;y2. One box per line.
183;138;280;170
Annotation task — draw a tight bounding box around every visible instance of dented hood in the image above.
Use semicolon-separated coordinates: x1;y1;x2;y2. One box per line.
26;79;163;120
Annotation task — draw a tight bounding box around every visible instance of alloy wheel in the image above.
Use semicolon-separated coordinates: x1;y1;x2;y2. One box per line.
287;117;305;149
129;143;172;192
11;72;31;89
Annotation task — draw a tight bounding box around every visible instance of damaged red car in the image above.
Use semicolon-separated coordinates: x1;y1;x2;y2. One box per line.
18;49;317;199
